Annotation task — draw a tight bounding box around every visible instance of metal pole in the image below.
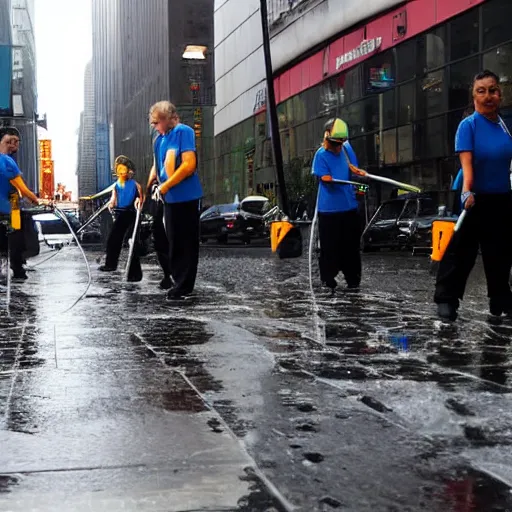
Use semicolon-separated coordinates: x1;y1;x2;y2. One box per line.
259;0;289;216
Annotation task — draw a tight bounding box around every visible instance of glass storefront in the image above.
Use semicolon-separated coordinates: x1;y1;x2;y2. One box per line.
213;0;512;211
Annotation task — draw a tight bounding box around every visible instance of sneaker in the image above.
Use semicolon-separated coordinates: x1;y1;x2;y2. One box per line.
166;288;192;301
159;276;173;290
99;265;117;272
437;302;458;322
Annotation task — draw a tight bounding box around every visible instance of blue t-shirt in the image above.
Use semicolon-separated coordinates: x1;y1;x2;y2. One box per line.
115;179;138;209
154;123;203;204
455;112;512;194
312;142;359;213
0;155;21;214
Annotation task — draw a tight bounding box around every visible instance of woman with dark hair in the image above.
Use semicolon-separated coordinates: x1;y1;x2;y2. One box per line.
434;70;512;321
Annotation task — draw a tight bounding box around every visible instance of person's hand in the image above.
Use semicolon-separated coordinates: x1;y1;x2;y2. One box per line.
159;183;170;196
462;191;475;210
349;163;367;177
134;197;142;210
151;183;161;202
108;200;115;211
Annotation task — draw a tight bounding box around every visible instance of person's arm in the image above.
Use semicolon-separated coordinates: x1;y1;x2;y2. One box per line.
10;176;38;204
134;181;143;210
146;157;157;193
455;119;475;209
108;188;117;210
159;128;197;194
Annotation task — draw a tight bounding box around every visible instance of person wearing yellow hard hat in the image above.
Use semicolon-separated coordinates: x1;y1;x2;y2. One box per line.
312;118;366;292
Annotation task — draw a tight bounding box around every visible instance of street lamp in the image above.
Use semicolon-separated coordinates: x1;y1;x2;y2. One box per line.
259;0;289;217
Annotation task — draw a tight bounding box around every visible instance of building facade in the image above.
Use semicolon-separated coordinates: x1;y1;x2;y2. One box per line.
214;0;512;211
91;0;215;199
0;0;38;191
76;62;97;198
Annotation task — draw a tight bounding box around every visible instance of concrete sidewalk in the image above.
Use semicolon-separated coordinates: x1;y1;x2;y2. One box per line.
0;249;281;512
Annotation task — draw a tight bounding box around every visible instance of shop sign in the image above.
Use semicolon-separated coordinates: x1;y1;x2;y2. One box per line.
335;37;382;71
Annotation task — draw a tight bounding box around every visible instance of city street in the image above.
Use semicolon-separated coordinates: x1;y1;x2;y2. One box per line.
0;241;511;511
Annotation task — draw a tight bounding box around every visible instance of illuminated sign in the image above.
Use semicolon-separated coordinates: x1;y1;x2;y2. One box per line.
40;159;54;199
39;139;54;199
335;37;382;71
39;139;52;160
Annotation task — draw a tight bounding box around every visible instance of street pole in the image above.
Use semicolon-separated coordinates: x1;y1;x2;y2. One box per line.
259;0;289;217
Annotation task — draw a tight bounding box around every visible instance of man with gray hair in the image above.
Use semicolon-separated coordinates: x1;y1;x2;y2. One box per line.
146;101;203;299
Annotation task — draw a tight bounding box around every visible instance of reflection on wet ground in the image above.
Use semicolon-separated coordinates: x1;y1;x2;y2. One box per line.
0;245;511;510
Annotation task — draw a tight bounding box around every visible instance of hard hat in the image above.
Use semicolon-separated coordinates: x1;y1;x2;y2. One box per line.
325;118;349;143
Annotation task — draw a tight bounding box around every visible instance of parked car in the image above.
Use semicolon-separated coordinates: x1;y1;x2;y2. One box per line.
361;193;440;253
32;210;81;249
200;195;271;244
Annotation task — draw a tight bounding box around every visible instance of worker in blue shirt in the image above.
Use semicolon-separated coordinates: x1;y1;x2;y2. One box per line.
0;126;29;279
147;101;203;300
435;70;512;321
312;118;366;291
99;155;143;281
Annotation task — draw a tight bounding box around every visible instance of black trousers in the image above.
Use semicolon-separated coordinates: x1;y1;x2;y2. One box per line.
105;209;142;279
151;200;171;278
318;209;362;287
434;193;512;305
9;222;25;273
164;199;200;294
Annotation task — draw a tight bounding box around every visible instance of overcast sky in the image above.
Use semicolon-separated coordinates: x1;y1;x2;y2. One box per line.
35;0;92;194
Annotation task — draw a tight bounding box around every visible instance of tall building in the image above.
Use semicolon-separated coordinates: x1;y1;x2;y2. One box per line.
91;0;215;201
214;0;512;209
0;0;38;191
76;61;97;198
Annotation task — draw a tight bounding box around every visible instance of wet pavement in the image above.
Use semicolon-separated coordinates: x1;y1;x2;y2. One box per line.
0;238;511;511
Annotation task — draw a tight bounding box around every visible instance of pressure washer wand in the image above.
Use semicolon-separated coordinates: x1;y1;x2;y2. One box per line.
77;201;110;235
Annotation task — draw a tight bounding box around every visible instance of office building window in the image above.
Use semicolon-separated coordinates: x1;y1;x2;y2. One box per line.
418;27;448;72
482;0;512;51
396;39;417;83
398;125;413;163
344;66;363;103
418;69;446;118
449;57;480;111
398;82;415;125
484;43;512;107
449;10;479;62
382;88;396;130
382;129;397;165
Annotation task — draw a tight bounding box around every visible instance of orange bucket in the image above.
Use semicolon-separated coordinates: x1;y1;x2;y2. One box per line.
431;219;456;263
270;220;294;253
